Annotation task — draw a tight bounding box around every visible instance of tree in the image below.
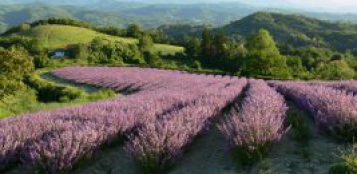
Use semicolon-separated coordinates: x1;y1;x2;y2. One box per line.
127;24;143;38
226;43;247;72
242;29;291;79
138;34;154;52
88;38;144;65
201;28;214;64
286;56;310;79
19;23;31;32
33;53;51;69
0;47;34;99
71;44;88;60
143;51;161;66
315;60;355;80
184;36;201;58
213;33;229;60
298;47;332;71
150;29;169;44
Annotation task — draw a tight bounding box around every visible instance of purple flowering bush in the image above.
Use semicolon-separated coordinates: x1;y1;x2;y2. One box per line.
1;67;248;173
272;81;357;142
125;79;247;173
219;80;288;166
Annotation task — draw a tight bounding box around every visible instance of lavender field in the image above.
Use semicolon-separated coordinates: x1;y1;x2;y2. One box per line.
1;67;357;174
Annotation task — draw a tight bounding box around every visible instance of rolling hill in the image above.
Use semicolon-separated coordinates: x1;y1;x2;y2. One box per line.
161;12;357;52
2;2;357;34
13;24;184;54
0;3;256;33
217;12;357;51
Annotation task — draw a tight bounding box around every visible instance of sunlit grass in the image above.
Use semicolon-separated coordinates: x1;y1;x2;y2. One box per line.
19;24;184;55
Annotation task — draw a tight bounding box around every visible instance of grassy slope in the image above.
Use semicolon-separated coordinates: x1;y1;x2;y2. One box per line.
18;24;184;55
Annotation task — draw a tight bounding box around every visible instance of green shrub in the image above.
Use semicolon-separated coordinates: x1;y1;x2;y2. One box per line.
192;60;202;70
233;143;272;167
88;38;144;65
144;51;161;67
85;89;116;101
0;89;38;118
287;107;311;144
137;153;174;174
25;73;83;103
0;46;34;99
315;60;355;80
33;53;51;69
330;146;357;174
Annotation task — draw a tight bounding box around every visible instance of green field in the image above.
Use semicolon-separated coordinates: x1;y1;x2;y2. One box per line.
18;24;184;55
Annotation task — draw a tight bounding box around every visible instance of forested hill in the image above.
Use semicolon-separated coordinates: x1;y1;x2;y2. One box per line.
218;12;357;51
2;2;357;34
0;2;256;33
162;12;357;52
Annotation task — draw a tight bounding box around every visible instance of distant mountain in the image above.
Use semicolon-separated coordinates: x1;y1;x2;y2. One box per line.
0;0;245;5
161;12;357;52
0;0;101;5
0;2;257;33
2;2;357;36
0;4;125;33
217;12;357;51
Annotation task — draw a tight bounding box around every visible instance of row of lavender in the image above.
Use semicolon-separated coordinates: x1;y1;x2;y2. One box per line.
309;80;357;95
0;67;248;173
219;80;288;165
51;67;238;92
52;67;292;169
1;91;194;172
271;81;357;141
125;79;247;172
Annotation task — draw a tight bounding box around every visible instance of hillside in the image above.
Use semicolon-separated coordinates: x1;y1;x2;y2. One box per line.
160;12;357;52
14;24;184;54
217;12;357;51
2;3;357;34
0;3;255;33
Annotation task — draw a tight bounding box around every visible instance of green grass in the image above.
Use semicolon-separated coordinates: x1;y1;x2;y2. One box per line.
18;24;184;55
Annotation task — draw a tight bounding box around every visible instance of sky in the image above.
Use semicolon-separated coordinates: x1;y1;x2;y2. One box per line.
2;0;356;13
114;0;357;13
252;0;357;12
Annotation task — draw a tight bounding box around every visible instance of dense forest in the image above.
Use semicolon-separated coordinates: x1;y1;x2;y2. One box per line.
164;12;357;79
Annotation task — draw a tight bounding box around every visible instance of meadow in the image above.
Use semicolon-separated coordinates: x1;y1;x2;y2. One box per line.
17;25;184;55
1;67;356;174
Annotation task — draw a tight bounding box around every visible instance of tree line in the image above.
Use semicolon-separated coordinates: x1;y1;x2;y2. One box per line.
1;18;170;44
182;28;356;80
